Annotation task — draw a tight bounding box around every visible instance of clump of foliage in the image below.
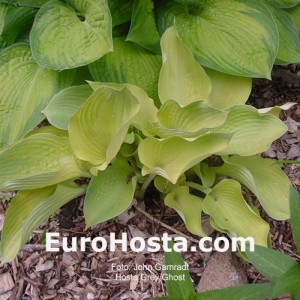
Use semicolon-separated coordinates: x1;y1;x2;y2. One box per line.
0;0;299;263
151;187;300;300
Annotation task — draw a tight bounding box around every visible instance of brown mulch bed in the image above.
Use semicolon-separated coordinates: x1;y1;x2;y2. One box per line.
0;65;300;300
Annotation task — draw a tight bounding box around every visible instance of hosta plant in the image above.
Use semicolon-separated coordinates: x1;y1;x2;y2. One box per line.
0;24;295;263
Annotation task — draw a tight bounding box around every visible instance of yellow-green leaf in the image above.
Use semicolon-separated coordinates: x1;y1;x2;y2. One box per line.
203;179;270;246
138;133;231;184
69;86;140;172
0;43;75;148
84;159;136;228
30;0;113;69
159;26;211;106
0;133;88;190
215;155;291;220
165;186;206;236
211;105;287;156
0;182;86;263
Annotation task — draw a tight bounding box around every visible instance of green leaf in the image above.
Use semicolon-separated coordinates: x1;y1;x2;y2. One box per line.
246;244;297;281
163;243;196;299
84;158;136;228
30;0;113;70
0;3;36;46
0;43;75;148
290;187;300;253
158;26;211;106
215;155;291;220
0;0;50;7
271;265;300;298
0;133;88;190
154;175;186;194
69;85;140;173
155;100;227;138
211;105;287;156
0;181;86;263
165;186;206;236
138;133;231;184
258;102;296;117
204;69;252;110
157;0;278;78
127;0;160;53
108;0;133;28
89;37;162;103
88;81;158;136
266;4;300;64
267;0;300;8
197;283;273;300
286;4;300;36
203;179;270;246
43;85;93;130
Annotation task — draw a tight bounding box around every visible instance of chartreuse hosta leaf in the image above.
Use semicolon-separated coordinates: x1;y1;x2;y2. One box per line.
165;186;206;236
0;43;75;148
267;0;300;8
0;133;88;190
108;0;133;28
88;81;158;136
159;26;211;106
0;0;50;7
43;85;93;130
69;86;140;173
203;179;269;246
89;37;161;103
154;100;228;138
258;102;295;117
215;155;291;220
157;0;278;78
139;133;231;184
287;4;300;35
211;105;287;156
204;69;252;110
0;3;36;47
266;4;300;64
30;0;113;70
127;0;160;53
0;181;86;263
84;158;136;228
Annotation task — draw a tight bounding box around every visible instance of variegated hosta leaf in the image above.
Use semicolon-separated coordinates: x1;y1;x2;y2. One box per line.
215;155;291;220
127;0;160;53
287;4;300;35
159;26;211;106
205;69;252;110
155;100;228;138
0;0;50;7
0;3;36;47
0;133;88;190
203;179;270;246
30;0;113;70
88;81;158;136
267;0;300;8
165;186;206;236
43;85;93;130
69;86;140;173
84;158;136;228
0;182;86;263
0;43;75;148
266;4;300;64
211;105;287;156
108;0;133;28
89;37;162;103
157;0;278;78
138;133;231;184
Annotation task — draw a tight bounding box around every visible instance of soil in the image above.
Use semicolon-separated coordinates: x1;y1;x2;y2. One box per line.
0;65;300;300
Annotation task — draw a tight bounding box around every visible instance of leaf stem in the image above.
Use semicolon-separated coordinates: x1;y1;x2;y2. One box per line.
141;174;156;191
185;181;210;194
